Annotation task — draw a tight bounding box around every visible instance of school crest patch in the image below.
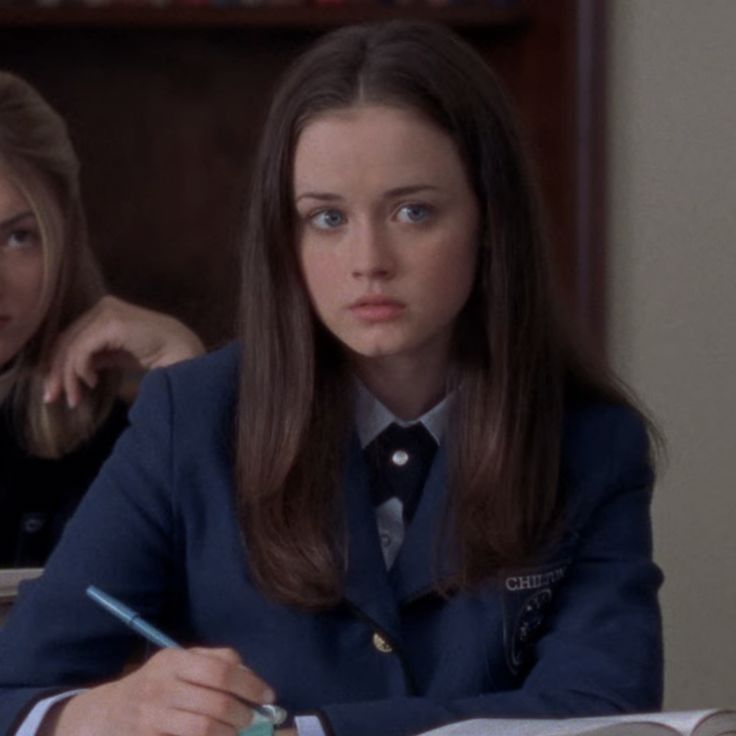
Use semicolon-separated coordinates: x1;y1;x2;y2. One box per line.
502;562;568;675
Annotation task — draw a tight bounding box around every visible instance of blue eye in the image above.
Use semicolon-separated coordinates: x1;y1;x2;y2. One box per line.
311;209;345;230
6;228;40;250
397;204;430;224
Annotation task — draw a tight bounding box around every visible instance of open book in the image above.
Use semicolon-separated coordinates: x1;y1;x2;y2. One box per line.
417;710;736;736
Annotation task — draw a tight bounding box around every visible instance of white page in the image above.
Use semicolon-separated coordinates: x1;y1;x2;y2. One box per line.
418;710;734;736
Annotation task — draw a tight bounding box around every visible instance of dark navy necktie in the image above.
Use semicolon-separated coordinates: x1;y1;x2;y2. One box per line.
364;422;438;522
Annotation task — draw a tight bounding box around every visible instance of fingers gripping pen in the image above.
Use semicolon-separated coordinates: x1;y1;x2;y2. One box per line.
86;585;287;735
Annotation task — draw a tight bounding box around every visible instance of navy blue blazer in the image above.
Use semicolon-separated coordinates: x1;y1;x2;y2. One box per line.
0;344;663;736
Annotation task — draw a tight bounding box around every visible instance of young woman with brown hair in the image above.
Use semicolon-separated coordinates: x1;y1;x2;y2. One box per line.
0;22;662;736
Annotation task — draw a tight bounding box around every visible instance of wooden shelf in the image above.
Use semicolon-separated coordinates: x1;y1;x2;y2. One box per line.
0;4;529;29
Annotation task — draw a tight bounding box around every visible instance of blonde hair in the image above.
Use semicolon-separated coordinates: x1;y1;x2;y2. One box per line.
0;71;117;458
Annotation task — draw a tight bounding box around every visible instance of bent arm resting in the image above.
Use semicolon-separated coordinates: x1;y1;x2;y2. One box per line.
44;295;204;408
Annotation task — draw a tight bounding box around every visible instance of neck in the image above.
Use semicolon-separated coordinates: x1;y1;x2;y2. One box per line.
352;352;449;421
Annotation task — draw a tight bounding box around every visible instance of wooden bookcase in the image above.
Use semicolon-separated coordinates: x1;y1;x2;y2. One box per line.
0;1;606;349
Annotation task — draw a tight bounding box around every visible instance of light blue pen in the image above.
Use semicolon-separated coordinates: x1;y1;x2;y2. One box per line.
86;585;287;735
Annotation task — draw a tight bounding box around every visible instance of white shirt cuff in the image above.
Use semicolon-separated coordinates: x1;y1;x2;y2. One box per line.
16;693;325;736
13;690;84;735
295;714;327;736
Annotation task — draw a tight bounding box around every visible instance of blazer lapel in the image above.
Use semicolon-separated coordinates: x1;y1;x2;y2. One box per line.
341;435;403;643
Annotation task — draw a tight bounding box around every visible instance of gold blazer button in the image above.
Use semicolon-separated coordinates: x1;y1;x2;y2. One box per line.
372;632;393;653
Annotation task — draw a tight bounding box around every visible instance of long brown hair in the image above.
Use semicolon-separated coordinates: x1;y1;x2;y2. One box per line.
237;21;641;608
0;71;118;458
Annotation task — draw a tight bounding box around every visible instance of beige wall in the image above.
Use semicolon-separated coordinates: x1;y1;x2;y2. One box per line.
608;0;736;709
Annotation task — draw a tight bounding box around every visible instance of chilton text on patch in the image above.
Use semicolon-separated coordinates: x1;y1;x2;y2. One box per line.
505;566;566;591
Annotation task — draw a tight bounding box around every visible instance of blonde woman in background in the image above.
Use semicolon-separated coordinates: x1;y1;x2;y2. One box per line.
0;71;204;566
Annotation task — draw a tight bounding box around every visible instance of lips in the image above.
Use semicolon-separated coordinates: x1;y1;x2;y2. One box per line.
349;296;405;322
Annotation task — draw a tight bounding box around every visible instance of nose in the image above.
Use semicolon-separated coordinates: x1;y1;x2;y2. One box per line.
350;220;395;280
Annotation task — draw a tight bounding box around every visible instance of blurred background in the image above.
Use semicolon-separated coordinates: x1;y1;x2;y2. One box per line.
1;0;734;709
608;0;736;710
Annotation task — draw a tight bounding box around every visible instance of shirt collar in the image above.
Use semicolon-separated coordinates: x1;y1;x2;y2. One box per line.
354;380;448;448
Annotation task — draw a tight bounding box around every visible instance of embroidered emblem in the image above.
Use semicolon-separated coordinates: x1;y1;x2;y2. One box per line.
503;563;568;676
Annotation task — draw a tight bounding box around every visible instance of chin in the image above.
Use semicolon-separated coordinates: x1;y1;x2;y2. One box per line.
345;340;400;360
338;326;421;362
349;338;422;363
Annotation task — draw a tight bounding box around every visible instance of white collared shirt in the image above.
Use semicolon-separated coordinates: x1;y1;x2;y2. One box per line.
354;381;447;568
354;379;448;448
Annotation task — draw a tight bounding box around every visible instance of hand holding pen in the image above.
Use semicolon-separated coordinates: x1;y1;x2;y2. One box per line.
40;585;290;736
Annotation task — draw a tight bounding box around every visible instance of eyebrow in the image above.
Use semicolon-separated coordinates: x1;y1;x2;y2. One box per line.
0;210;36;231
294;184;441;204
